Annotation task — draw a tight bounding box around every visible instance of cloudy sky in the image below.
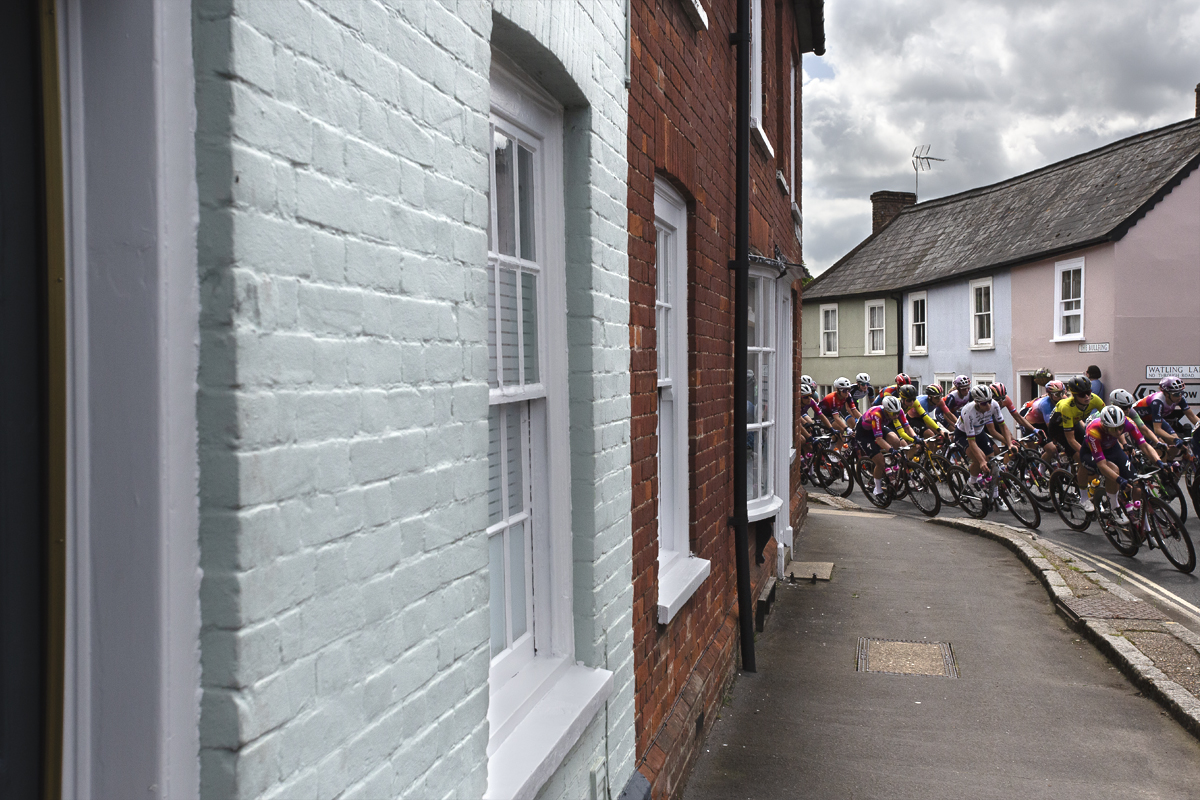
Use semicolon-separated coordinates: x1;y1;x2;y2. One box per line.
801;0;1200;275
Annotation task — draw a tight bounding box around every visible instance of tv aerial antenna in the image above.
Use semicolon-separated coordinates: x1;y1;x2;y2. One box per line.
911;145;945;198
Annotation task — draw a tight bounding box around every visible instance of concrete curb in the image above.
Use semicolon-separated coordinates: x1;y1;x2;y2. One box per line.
927;516;1200;742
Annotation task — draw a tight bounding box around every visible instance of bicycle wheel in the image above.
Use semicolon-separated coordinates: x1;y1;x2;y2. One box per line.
1020;457;1055;511
947;466;987;519
1150;475;1188;524
1049;469;1091;531
928;455;961;506
1146;498;1196;573
997;473;1040;529
856;458;891;508
818;452;855;498
1097;493;1139;556
905;464;942;517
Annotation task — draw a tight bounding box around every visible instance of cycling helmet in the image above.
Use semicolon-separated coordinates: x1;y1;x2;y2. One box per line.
1099;405;1126;429
881;396;903;414
1033;367;1054;385
898;384;919;401
833;377;853;391
800;383;814;397
953;375;971;390
924;384;943;398
969;385;992;403
1160;376;1185;393
855;372;871;386
1045;380;1065;396
894;372;911;386
1066;375;1091;395
801;374;816;389
1109;388;1135;409
989;382;1007;400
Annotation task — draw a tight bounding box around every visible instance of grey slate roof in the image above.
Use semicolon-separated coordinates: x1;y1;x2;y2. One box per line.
804;117;1200;300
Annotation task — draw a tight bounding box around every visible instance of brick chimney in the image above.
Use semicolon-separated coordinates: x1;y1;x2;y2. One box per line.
870;191;917;234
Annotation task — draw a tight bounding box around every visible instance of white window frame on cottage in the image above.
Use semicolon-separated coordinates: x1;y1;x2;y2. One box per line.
935;373;955;395
789;56;797;194
749;0;774;157
485;59;612;800
747;270;782;522
969;276;994;350
909;291;927;355
1052;257;1085;342
864;300;886;355
819;303;838;357
972;373;996;387
654;180;709;625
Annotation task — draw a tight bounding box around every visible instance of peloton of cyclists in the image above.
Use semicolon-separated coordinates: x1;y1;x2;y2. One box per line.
955;384;1012;492
1133;376;1200;458
854;395;917;501
819;377;862;438
1081;405;1164;525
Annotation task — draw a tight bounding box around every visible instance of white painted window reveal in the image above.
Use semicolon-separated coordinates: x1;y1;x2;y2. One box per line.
1054;257;1084;341
747;271;778;519
819;303;838;357
969;276;993;349
749;0;773;156
865;300;885;355
909;291;927;354
654;180;708;625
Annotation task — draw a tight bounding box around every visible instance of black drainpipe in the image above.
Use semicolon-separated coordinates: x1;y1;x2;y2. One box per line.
730;0;756;673
893;291;904;379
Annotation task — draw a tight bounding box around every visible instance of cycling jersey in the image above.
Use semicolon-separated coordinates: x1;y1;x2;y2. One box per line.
956;400;1003;437
1025;395;1057;426
849;384;874;404
1052;394;1105;430
899;400;941;439
871;385;902;407
1083;417;1144;461
916;394;951;419
858;406;907;438
944;389;973;415
1134;391;1191;427
819;391;856;417
799;395;821;420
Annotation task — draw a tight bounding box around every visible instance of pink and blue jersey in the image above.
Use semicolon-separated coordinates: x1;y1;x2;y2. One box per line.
1084;417;1144;461
858;406;908;438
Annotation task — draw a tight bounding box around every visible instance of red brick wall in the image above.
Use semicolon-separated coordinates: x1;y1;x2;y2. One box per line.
628;1;808;797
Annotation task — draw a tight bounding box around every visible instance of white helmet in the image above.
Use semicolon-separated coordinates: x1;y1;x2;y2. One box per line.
855;372;871;385
881;396;903;414
833;377;853;391
800;383;814;397
1109;388;1135;409
969;385;991;403
1099;405;1126;428
801;374;816;388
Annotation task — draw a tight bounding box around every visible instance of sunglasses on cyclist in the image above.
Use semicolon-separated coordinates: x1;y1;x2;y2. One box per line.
1072;393;1090;400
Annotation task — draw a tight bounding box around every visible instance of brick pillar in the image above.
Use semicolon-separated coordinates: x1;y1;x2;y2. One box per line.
870;191;916;234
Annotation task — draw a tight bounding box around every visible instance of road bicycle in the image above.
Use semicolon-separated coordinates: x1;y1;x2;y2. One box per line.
800;433;854;498
854;441;942;517
1095;467;1195;573
948;447;1040;528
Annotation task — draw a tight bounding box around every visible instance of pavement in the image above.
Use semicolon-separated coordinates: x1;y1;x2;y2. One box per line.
682;495;1200;800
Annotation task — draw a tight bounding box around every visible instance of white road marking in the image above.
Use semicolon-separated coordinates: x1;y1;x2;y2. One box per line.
1050;539;1200;625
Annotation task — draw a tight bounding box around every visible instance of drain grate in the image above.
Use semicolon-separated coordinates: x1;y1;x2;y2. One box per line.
1060;595;1168;621
857;638;958;678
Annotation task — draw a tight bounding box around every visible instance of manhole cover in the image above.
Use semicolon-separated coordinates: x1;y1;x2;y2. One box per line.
1061;595;1167;621
857;638;958;678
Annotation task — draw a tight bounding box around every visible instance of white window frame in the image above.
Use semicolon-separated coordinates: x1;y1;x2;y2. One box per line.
747;269;782;522
654;180;709;624
485;59;612;800
969;276;994;350
972;373;996;387
749;0;774;157
819;303;838;357
789;56;796;194
909;291;927;355
864;300;886;356
1052;257;1085;342
935;373;955;395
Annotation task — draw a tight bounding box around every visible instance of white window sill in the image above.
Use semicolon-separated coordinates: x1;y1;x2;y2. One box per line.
747;494;783;523
751;121;775;159
909;349;927;357
970;343;995;351
486;656;614;800
682;0;709;30
819;352;839;358
865;350;885;356
789;447;797;465
791;202;802;226
1049;334;1085;343
657;552;711;624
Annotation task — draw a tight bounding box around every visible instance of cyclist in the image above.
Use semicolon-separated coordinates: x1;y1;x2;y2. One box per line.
1049;375;1106;508
849;373;874;408
871;372;913;406
1022;380;1065;459
955;384;1011;488
797;383;834;446
943;375;974;421
895;384;949;443
819;377;861;437
1133;376;1200;455
917;383;958;428
1108;388;1163;450
1082;405;1164;525
990;383;1038;437
801;374;816;392
854;395;916;500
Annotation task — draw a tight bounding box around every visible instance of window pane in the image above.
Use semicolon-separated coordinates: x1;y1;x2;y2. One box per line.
521;272;539;383
499;268;519;385
1063;313;1080;335
488;407;502;524
760;424;770;497
517;145;535;261
760;354;770;424
824;331;835;353
760;281;773;346
914;323;925;349
746;429;759;500
488;267;498;388
748;351;760;422
493;132;516;257
506;404;523;515
489;532;505;657
656;227;669;381
658;392;674;544
747;277;759;347
977;312;991;342
509;521;528;640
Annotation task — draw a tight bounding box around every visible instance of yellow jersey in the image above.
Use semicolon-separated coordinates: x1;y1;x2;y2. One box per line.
1053;394;1104;430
